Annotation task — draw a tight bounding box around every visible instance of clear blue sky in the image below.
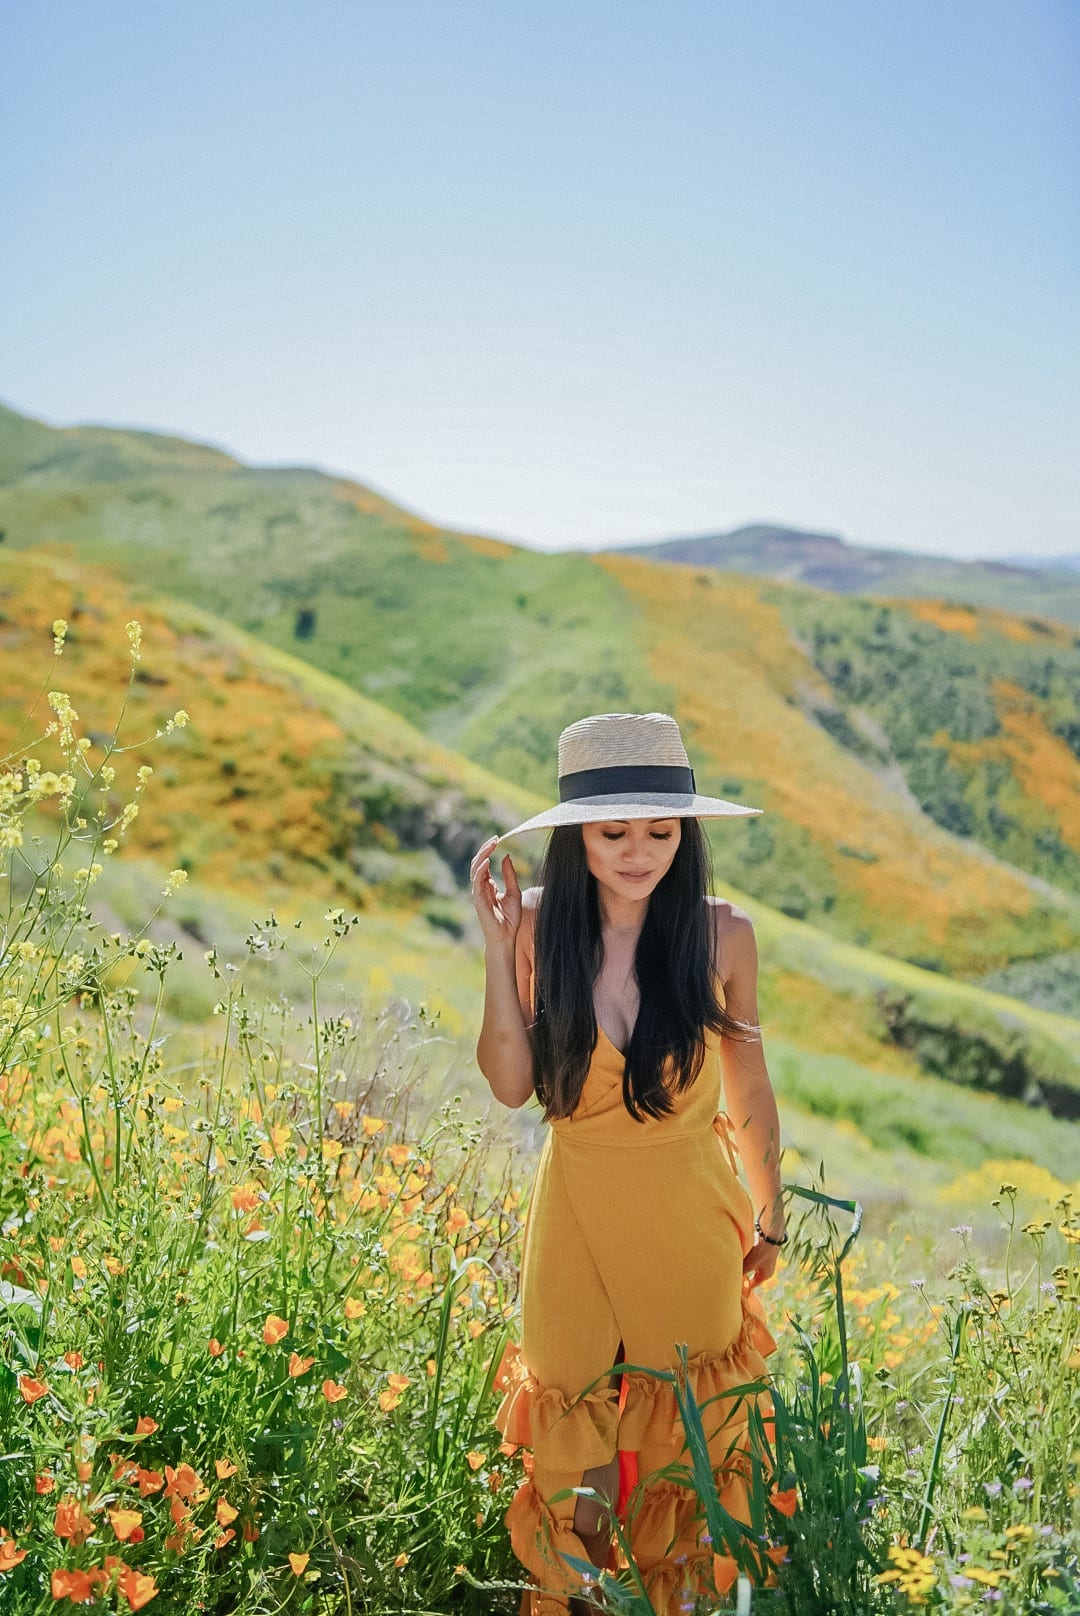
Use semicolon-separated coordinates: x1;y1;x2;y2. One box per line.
3;0;1077;558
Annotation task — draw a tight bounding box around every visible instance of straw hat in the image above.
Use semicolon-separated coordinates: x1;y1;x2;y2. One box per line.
497;712;762;839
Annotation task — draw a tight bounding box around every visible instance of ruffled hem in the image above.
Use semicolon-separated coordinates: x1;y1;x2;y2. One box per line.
494;1348;621;1471
494;1284;777;1473
617;1290;777;1459
506;1465;783;1616
504;1477;605;1605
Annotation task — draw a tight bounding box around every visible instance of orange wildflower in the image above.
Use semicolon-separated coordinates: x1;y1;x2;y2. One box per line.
110;1508;143;1542
51;1567;95;1600
769;1487;798;1517
288;1551;310;1575
215;1499;239;1528
231;1183;260;1212
214;1459;237;1480
344;1297;366;1320
0;1536;28;1573
54;1494;94;1544
136;1470;164;1497
263;1314;289;1345
163;1463;205;1502
117;1565;159;1609
36;1472;56;1494
360;1116;386;1136
208;1339;224;1357
64;1351;85;1370
378;1372;411;1412
321;1380;347;1403
288;1352;314;1378
131;1417;157;1440
214;1529;235;1548
465;1452;485;1471
242;1519;259;1542
18;1374;49;1404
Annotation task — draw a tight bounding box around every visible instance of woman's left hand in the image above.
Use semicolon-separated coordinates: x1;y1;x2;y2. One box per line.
743;1235;782;1288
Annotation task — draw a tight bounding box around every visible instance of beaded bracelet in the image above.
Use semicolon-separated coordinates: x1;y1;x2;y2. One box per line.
754;1216;788;1247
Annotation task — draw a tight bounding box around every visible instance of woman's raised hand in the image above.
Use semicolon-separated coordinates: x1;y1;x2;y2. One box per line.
470;835;522;951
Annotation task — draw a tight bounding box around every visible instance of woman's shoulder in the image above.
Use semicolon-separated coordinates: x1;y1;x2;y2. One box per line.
706;895;757;981
706;893;754;931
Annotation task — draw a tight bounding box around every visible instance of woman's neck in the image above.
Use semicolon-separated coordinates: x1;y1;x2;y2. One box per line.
596;886;649;936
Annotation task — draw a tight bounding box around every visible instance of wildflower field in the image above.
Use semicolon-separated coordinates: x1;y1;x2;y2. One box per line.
0;623;1077;1614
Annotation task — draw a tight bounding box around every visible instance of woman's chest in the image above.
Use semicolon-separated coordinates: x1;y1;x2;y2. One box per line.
592;946;640;1053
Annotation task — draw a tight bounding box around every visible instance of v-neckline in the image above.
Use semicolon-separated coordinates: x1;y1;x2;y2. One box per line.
596;1022;629;1061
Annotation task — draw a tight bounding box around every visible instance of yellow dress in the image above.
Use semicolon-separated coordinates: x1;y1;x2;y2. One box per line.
492;1025;778;1615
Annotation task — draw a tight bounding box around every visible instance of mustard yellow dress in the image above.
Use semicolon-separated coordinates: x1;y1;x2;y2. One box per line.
493;1025;778;1614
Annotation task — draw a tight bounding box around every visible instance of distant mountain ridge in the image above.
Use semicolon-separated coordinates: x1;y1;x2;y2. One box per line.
611;524;1080;624
1002;551;1080;574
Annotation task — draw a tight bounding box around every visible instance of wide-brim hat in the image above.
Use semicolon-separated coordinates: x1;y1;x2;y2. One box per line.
497;711;762;840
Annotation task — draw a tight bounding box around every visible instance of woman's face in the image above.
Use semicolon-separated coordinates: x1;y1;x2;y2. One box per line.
580;818;682;903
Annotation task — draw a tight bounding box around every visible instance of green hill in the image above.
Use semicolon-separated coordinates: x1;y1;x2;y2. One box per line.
0;546;538;922
3;400;1079;984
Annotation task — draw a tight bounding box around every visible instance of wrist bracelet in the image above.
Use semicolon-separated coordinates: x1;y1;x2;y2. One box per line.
754;1216;788;1247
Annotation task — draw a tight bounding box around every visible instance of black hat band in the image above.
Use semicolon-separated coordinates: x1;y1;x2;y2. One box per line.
558;764;697;802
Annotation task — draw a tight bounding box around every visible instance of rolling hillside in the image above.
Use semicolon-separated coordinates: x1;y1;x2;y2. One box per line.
0;546;538;920
2;399;1079;984
3;544;1080;1229
611;522;1080;625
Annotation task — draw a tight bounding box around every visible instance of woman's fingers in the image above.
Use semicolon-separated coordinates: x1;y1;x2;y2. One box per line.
469;836;499;882
471;836;521;932
742;1241;780;1287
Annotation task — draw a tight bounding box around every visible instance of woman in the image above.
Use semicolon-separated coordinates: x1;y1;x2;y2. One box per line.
471;712;786;1616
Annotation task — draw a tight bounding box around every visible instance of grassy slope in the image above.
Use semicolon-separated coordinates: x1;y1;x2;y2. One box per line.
0;547;540;914
598;556;1080;973
773;588;1080;899
2;401;1079;979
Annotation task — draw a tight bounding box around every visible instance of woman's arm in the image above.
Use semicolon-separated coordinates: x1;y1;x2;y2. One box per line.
470;836;535;1109
713;902;786;1285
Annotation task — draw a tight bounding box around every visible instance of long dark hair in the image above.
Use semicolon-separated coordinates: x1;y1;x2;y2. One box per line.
530;819;754;1122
